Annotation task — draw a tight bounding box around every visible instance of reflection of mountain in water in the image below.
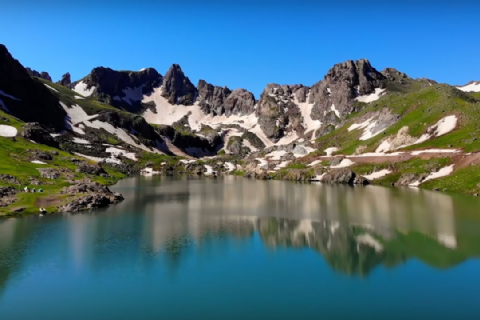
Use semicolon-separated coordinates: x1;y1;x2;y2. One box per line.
1;176;480;293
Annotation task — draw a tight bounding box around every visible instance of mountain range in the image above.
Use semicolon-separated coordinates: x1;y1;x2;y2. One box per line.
1;43;480;214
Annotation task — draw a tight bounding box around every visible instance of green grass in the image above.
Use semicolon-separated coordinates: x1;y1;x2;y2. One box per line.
315;85;480;154
0;110;127;216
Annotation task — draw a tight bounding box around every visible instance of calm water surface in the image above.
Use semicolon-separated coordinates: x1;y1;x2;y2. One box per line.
1;176;480;319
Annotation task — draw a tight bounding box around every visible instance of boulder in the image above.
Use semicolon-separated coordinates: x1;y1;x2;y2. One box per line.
321;168;356;184
76;163;107;176
22;122;59;148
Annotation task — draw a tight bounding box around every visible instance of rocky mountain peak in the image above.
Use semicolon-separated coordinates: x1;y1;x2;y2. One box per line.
197;80;232;116
25;67;52;82
57;72;71;86
0;44;66;129
74;66;163;112
161;64;197;105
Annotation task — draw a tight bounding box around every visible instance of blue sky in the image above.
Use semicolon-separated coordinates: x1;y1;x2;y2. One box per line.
1;0;479;97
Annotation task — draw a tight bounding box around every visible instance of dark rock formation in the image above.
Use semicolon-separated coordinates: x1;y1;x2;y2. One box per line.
76;163;108;176
22;122;59;148
0;186;16;207
58;182;124;213
197;80;232;116
26;68;52;82
321;168;356;184
73;67;163;112
157;125;223;157
0;45;66;130
0;174;21;185
161;64;196;105
57;72;71;86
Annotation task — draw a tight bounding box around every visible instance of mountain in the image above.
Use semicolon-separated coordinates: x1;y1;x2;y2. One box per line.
1;42;480;214
0;44;66;129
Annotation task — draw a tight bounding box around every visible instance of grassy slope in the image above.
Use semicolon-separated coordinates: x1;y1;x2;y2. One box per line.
315;85;480;155
0;110;127;215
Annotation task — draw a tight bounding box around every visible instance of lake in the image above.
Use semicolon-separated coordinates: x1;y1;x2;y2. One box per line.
1;176;480;319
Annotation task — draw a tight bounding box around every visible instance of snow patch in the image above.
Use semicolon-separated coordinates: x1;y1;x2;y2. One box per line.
31;160;47;164
311;173;326;181
43;84;58;92
224;162;235;172
411;149;460;155
204;165;214;175
0;125;18;137
355;88;386;103
308;160;321;167
324;147;338;156
242;139;258;152
363;169;392;180
75;96;85;100
266;150;287;160
410;165;455;186
106;147;138;161
256;158;268;168
73;81;95;97
457;81;480;93
294;93;322;137
331;159;355;168
72;137;90;144
330;104;340;118
274;161;290;170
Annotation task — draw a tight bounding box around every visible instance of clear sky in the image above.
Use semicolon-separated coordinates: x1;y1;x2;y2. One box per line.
2;0;479;98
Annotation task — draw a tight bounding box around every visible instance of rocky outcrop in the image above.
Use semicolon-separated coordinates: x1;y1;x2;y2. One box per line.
22;122;59;148
0;186;16;207
321;168;369;185
157;125;223;157
256;84;304;142
57;72;71;86
161;64;196;105
37;167;74;180
26;68;52;82
309;59;387;130
197;80;232;116
0;45;66;129
396;173;429;186
0;174;21;185
73;67;163;112
58;182;124;213
76;163;108;176
223;89;256;116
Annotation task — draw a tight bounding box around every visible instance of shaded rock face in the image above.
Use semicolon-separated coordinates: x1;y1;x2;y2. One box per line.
256;84;305;142
197;80;257;117
75;67;163;112
161;64;197;105
309;59;387;128
0;45;66;130
157;125;223;156
57;72;71;86
95;111;161;143
197;80;231;116
22;122;59;148
223;89;256;116
26;68;52;82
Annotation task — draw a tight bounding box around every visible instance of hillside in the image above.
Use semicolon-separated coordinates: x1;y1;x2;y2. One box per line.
1;43;480;215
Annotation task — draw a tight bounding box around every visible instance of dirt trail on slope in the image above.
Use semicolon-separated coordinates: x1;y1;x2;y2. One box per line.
300;151;480;169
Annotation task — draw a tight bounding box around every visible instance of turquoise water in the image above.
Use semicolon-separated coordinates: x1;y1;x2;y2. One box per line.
1;176;480;319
